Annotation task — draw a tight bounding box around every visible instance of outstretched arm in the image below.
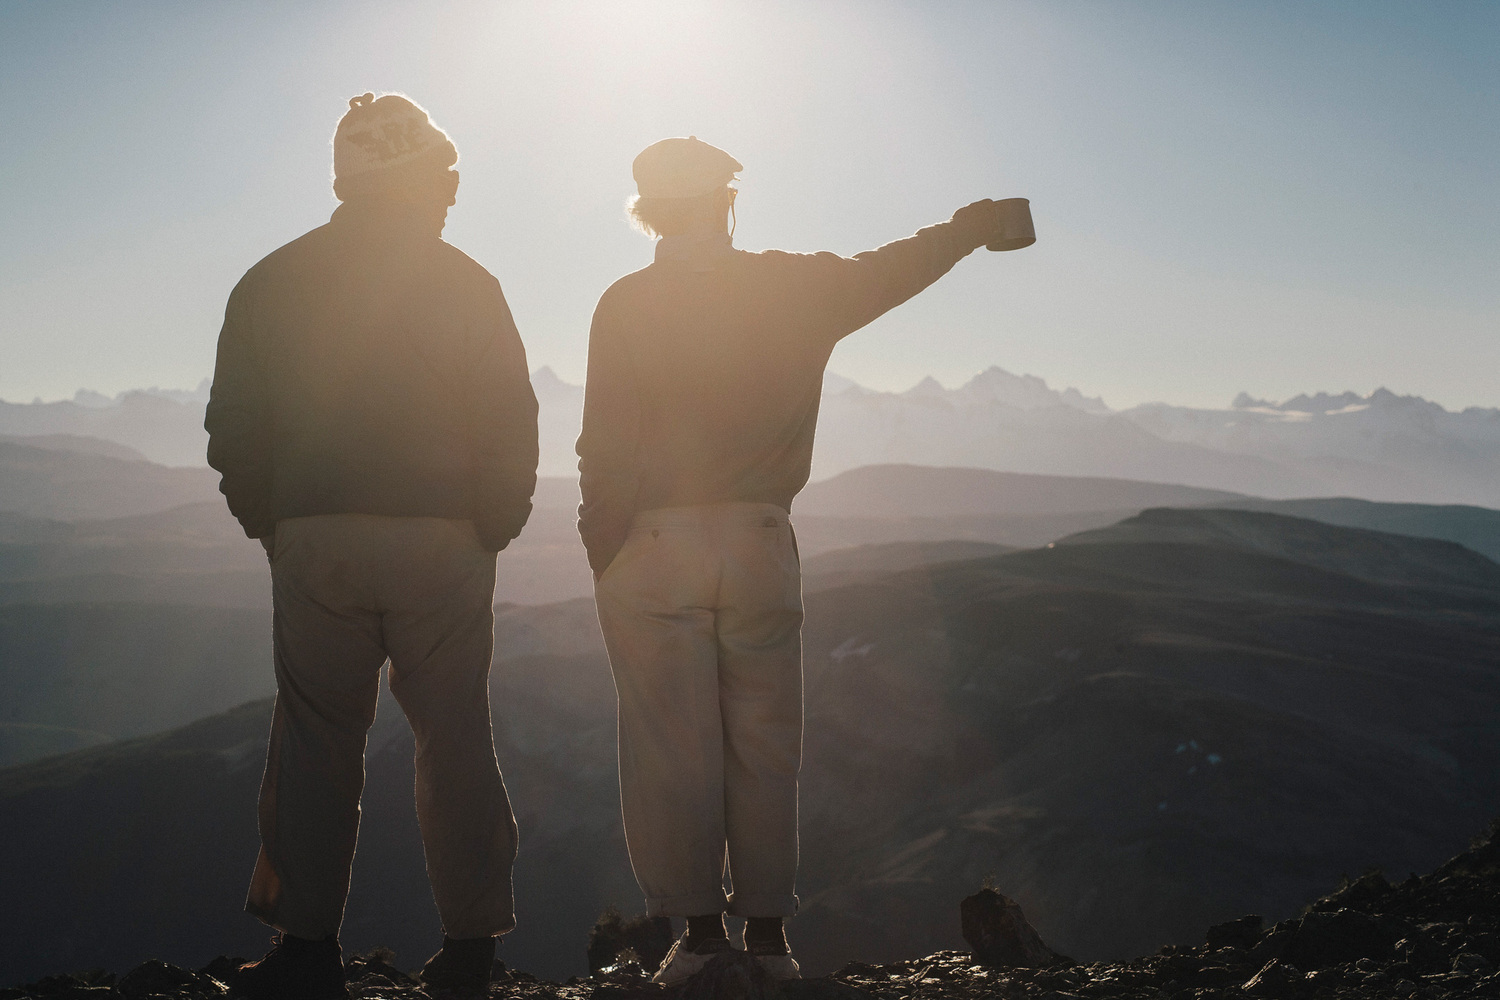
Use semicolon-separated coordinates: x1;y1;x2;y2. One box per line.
810;199;1008;340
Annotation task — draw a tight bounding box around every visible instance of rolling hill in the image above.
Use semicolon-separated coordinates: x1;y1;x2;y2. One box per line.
5;444;1499;777
0;389;211;469
7;437;1499;610
0;603;274;765
1213;496;1500;563
793;465;1249;518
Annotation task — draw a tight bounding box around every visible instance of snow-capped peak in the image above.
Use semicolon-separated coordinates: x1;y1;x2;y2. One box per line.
958;366;1110;413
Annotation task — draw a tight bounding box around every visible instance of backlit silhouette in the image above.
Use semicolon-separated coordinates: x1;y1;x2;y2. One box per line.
204;92;539;999
576;135;1033;983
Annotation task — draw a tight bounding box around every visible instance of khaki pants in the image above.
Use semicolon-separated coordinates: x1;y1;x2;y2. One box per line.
594;502;803;918
246;514;517;940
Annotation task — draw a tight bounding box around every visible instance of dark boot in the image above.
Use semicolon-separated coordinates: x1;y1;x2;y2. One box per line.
419;935;497;995
744;918;800;980
233;933;348;1000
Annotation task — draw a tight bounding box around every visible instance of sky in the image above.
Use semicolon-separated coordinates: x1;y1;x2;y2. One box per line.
1;0;1497;410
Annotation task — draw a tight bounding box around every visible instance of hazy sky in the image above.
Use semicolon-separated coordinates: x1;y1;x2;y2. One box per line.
2;1;1497;410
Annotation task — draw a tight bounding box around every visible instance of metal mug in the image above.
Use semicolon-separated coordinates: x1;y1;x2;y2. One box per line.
987;197;1035;252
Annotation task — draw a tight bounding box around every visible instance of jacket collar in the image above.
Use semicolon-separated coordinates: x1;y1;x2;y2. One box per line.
331;199;447;238
654;231;735;272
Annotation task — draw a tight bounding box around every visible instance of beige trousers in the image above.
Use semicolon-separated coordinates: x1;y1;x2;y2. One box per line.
594;502;804;918
246;514;517;940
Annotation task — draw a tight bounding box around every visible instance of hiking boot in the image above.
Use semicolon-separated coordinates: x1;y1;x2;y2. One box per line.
418;935;497;995
746;940;801;980
233;933;348;1000
650;933;732;984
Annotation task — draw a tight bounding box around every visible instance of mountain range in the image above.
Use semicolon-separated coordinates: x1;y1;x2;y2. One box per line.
814;370;1500;505
4;507;1498;986
7;367;1500;506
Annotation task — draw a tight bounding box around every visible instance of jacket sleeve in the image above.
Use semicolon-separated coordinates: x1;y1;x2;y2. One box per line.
805;211;993;341
204;276;275;540
575;293;641;575
468;279;539;552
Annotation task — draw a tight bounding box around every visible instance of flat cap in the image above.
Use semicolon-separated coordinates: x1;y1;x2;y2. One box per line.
632;136;742;199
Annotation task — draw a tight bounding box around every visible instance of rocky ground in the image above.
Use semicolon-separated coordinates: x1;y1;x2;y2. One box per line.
7;821;1498;999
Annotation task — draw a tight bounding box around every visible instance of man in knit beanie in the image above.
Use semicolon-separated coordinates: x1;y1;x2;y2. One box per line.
207;93;538;999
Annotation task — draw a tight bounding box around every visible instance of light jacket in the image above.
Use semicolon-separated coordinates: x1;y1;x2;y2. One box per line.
576;216;990;573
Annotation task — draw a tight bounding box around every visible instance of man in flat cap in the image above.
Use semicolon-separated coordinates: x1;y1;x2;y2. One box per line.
207;93;538;999
577;136;1028;983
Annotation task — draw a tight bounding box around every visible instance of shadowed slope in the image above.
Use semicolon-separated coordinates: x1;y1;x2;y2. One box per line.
0;441;220;520
0;603;274;765
1216;495;1500;563
1057;506;1500;590
794;465;1248;519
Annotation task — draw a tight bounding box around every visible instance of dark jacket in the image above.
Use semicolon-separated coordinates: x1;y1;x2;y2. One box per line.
206;200;538;551
575;217;988;573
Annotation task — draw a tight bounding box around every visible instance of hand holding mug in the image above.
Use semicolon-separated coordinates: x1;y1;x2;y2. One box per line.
986;197;1035;252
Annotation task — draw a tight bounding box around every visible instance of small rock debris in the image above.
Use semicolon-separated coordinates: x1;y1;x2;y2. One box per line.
6;825;1497;999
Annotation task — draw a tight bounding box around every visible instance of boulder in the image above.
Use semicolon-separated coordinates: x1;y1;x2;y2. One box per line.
117;960;213;998
959;888;1060;967
677;950;784;1000
1205;914;1263;951
1281;909;1398;969
587;907;675;975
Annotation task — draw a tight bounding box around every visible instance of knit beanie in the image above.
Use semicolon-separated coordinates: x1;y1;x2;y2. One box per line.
332;93;457;199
